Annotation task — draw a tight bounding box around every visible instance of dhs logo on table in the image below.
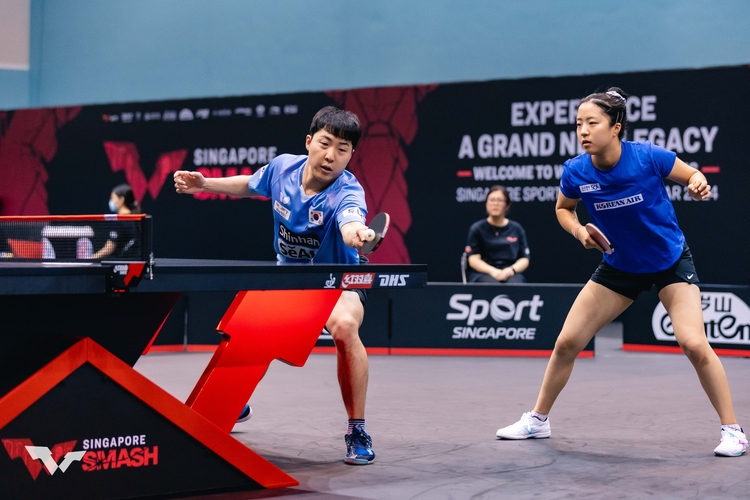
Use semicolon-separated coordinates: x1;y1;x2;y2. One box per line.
652;292;750;345
378;274;409;287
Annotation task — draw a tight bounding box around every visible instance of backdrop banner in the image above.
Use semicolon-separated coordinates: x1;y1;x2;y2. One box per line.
1;65;748;286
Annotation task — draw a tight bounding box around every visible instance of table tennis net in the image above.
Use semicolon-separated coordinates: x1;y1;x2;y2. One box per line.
0;215;152;261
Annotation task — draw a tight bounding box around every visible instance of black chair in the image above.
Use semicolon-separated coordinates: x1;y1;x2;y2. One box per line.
460;252;469;284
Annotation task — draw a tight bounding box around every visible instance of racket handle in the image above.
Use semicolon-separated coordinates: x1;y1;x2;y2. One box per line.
363;229;376;241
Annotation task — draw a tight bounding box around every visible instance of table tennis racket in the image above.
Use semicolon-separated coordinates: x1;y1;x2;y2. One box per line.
361;212;390;255
585;223;614;255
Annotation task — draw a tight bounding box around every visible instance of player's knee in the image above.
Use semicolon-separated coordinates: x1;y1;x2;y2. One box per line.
679;337;712;367
328;316;359;342
553;335;582;359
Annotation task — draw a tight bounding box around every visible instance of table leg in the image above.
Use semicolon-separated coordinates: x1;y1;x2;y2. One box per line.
187;289;343;432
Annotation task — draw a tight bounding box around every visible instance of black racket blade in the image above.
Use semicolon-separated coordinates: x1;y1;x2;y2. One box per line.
361;212;390;255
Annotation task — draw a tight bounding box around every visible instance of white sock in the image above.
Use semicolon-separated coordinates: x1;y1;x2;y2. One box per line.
531;411;548;422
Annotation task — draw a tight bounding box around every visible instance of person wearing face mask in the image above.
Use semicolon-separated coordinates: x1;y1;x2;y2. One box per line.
91;183;140;259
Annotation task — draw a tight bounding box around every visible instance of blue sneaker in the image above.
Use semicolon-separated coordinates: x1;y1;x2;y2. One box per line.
237;403;252;423
344;425;375;465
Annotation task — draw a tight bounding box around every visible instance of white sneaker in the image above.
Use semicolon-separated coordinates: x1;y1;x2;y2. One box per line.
714;427;747;457
496;412;551;440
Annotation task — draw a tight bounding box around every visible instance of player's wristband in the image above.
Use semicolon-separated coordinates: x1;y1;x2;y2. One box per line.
509;266;516;276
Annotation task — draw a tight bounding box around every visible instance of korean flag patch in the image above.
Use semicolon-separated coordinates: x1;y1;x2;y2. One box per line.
309;209;324;226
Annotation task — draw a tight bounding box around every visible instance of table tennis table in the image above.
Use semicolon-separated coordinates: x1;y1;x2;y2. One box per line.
0;258;427;499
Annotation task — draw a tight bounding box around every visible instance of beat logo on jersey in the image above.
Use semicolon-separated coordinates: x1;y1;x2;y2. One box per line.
309;209;324;226
273;200;291;220
579;183;601;193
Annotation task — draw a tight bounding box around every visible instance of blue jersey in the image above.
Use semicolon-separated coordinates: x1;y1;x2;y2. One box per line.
559;141;683;273
248;154;367;264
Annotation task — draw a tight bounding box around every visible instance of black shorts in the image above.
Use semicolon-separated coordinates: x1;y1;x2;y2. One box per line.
590;245;699;300
345;288;368;307
351;254;369;306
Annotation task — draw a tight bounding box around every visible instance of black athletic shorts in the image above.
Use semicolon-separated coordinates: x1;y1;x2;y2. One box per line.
347;255;369;306
346;288;368;307
590;245;699;300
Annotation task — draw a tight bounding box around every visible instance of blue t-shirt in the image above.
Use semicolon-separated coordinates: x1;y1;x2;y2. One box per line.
248;154;367;264
559;141;683;273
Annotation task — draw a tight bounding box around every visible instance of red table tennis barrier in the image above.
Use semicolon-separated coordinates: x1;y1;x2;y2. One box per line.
187;289;343;433
0;258;426;498
0;288;345;498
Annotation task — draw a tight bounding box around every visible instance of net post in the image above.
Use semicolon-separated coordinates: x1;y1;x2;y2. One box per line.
142;215;154;279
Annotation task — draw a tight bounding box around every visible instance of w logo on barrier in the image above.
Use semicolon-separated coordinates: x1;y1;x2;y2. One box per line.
103;142;188;203
2;439;84;479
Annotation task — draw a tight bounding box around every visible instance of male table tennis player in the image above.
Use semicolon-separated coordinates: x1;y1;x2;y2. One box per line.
174;106;375;465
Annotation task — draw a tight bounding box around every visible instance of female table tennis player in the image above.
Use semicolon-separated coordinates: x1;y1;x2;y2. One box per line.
174;106;376;465
495;87;746;457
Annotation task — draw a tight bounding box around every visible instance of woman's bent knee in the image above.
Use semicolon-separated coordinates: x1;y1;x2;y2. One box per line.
680;338;713;367
553;335;583;360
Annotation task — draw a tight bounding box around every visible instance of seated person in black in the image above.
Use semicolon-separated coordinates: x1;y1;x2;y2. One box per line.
91;184;141;259
465;185;530;283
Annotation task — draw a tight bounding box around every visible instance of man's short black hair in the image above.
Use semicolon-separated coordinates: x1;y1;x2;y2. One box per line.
309;106;362;148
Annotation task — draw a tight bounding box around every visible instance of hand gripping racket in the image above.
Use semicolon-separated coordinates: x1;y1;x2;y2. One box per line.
361;212;390;255
585;223;614;255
